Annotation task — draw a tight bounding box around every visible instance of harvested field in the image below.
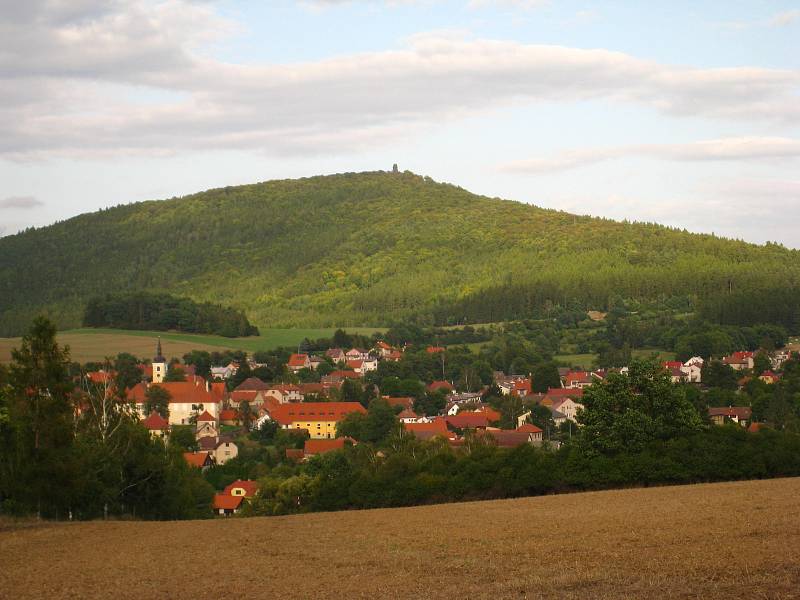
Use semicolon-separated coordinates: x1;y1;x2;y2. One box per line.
1;478;799;599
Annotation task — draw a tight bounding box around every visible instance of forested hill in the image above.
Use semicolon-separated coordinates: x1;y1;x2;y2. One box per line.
0;170;798;336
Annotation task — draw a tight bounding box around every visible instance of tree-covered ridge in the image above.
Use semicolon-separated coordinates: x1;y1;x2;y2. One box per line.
83;292;259;337
1;170;798;336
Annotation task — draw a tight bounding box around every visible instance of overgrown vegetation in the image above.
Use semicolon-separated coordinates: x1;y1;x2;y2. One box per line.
83;292;259;337
1;171;799;336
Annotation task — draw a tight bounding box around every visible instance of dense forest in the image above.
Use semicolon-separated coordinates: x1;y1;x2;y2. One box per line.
83;292;259;337
1;170;799;336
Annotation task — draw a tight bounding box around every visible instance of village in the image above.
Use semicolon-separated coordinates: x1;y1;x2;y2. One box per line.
77;337;791;517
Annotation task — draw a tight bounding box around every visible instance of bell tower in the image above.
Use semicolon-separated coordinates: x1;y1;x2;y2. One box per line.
152;337;167;383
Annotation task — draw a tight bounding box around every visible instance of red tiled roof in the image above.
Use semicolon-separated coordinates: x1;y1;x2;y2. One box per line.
329;370;361;379
384;397;415;410
475;406;502;423
708;406;752;419
426;346;446;354
288;353;309;368
346;359;363;369
234;377;270;391
403;418;449;437
267;402;366;426
196;410;216;422
183;452;211;468
427;381;454;392
86;370;115;384
304;437;352;455
222;479;259;497
213;494;244;511
397;408;419;419
128;382;221;406
516;423;543;434
545;388;584;399
446;412;490;429
219;409;239;421
142;411;169;430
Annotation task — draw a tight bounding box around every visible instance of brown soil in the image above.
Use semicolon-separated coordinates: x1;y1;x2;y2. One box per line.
1;478;799;599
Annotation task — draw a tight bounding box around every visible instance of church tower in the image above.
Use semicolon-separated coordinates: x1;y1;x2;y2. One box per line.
152;337;167;383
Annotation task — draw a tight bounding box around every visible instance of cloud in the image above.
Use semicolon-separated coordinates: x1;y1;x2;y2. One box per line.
0;2;799;160
769;9;800;27
499;137;800;173
0;196;43;209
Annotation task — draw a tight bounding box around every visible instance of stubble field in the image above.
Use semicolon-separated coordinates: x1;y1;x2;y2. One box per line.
1;478;799;599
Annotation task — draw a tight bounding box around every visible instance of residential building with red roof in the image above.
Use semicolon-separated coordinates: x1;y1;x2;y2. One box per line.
213;494;244;516
235;377;270;392
304;437;354;457
183;451;213;469
287;353;311;373
426;346;446;354
265;402;367;439
383;397;415;411
128;379;222;425
263;384;304;404
446;412;490;430
722;351;755;371
427;380;454;393
708;406;752;427
141;411;170;439
403;418;452;441
223;479;259;498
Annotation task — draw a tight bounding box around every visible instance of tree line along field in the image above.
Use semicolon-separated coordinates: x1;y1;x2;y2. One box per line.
0;327;384;363
1;478;798;599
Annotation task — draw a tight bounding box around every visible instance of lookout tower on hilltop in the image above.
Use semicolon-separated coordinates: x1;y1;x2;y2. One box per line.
392;163;399;173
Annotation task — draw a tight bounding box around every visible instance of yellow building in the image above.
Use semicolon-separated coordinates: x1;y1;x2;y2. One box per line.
270;402;367;439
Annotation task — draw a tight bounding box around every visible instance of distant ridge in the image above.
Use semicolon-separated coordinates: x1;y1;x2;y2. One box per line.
0;170;797;336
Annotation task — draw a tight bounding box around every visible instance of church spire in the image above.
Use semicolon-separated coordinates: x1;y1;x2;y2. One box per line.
154;337;165;363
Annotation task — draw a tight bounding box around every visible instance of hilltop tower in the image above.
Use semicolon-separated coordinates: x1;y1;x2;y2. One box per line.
152;337;167;383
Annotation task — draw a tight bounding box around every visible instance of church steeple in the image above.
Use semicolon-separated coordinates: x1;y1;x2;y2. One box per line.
154;337;165;363
152;337;167;383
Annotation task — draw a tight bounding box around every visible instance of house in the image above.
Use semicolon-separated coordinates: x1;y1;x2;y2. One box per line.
195;411;218;439
325;348;346;364
397;408;422;423
445;392;484;415
287;353;311;373
183;451;213;470
563;371;596;389
360;357;379;373
403;418;452;441
446;412;490;430
263;384;304;404
759;371;780;384
722;351;755;371
141;411;170;440
550;397;584;423
85;369;116;385
499;378;532;397
667;366;687;384
374;341;395;358
219;408;240;426
308;356;325;371
235;377;270;392
264;402;367;439
385;350;404;362
708;406;752;427
542;388;584;403
128;378;222;426
304;437;354;457
516;423;544;441
426;346;445;354
427;380;454;394
229;389;264;409
480;429;541;448
213;439;238;465
213;494;244;516
346;348;369;361
384;397;415;411
223;479;259;498
346;359;364;374
325;370;361;382
210;365;236;380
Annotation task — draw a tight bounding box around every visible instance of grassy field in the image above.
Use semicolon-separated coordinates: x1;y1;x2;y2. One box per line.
1;478;798;599
556;348;675;369
0;327;384;363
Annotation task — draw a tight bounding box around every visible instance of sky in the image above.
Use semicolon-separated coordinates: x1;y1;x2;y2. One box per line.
1;0;799;245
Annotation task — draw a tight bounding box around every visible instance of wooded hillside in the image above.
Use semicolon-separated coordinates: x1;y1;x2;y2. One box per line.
0;171;797;336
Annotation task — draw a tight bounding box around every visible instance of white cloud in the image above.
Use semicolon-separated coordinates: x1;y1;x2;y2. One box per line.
769;9;800;27
0;195;43;209
500;137;800;173
1;2;799;160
